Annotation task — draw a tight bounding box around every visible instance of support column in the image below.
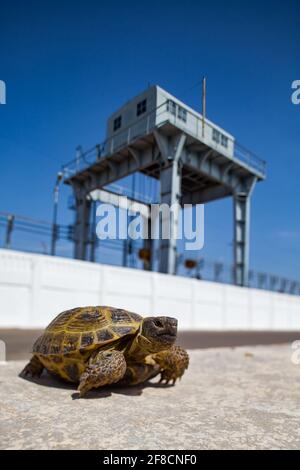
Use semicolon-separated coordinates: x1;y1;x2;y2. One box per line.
89;201;97;262
233;178;256;287
143;215;153;271
154;131;186;275
73;184;91;260
159;161;181;274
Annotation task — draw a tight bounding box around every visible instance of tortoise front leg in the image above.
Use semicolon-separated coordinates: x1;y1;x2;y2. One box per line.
152;345;189;385
21;355;44;378
78;349;126;397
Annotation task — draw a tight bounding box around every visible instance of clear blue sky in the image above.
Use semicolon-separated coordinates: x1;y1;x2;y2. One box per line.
0;0;299;279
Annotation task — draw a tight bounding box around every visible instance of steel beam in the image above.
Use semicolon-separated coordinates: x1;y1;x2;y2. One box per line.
156;132;186;274
143;215;153;271
182;184;232;205
66;122;262;276
69;139;246;198
73;185;91;260
233;178;256;286
83;147;155;193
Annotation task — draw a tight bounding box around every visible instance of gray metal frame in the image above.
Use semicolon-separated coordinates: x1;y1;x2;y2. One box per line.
63;101;266;286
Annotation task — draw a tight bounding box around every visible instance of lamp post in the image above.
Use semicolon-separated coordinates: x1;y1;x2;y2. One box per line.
5;214;15;249
202;76;206;138
51;171;63;256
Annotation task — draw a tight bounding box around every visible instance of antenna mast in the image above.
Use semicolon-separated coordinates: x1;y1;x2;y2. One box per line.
202;76;206;138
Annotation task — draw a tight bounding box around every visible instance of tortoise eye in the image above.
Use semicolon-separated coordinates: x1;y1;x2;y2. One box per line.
154;319;163;328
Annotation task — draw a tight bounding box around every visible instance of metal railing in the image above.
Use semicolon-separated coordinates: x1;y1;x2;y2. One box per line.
179;255;300;295
61;102;166;178
234;141;266;175
62;101;266;179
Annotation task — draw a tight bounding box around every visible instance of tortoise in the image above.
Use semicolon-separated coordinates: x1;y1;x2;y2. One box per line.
21;306;189;397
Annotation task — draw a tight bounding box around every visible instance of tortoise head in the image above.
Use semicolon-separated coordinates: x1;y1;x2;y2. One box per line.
139;316;178;352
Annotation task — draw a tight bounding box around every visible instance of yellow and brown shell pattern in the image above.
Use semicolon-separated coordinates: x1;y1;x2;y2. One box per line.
33;306;142;382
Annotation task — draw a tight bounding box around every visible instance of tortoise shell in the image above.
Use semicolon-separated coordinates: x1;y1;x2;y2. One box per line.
33;306;142;356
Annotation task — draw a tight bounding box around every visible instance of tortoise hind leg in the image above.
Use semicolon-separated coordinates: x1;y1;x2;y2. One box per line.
21;355;44;378
120;363;161;386
78;349;126;397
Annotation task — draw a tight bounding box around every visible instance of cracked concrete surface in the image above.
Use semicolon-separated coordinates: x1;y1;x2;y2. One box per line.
1;345;300;450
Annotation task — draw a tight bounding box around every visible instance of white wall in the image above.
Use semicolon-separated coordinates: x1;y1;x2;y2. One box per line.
0;249;300;330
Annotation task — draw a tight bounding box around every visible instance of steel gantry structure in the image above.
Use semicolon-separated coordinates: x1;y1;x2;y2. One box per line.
62;86;266;286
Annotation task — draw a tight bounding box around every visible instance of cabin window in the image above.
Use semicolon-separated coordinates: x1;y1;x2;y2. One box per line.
167;101;187;122
212;128;220;143
177;105;187;122
221;134;228;148
212;128;228;148
137;99;147;116
113;116;122;132
167;99;176;115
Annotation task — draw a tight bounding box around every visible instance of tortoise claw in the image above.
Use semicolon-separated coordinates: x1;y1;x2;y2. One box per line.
159;373;174;385
20;360;43;378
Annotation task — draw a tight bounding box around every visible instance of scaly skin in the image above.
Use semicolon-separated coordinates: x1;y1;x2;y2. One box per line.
20;313;189;397
121;345;189;386
21;355;44;378
21;345;189;395
78;349;126;397
152;345;190;384
120;363;161;385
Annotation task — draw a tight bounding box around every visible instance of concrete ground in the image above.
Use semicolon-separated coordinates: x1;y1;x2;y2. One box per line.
1;344;300;450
